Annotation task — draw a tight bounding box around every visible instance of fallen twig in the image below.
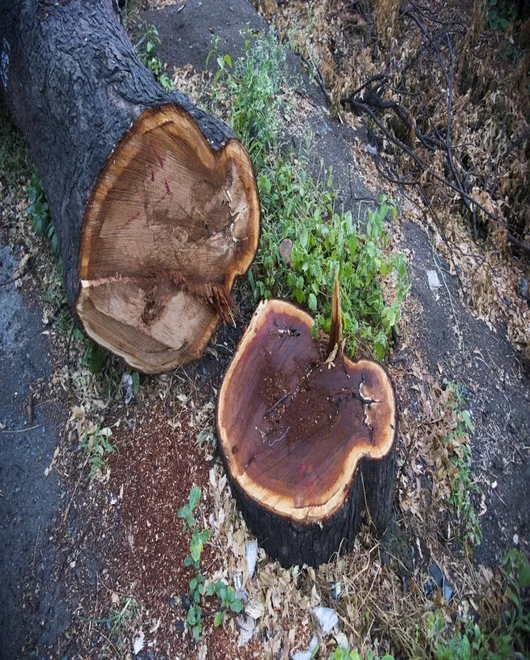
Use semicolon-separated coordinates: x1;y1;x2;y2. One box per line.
0;260;32;287
299;53;332;106
1;424;42;434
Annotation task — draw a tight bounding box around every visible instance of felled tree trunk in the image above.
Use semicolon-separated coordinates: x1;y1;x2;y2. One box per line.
217;286;397;567
0;0;259;373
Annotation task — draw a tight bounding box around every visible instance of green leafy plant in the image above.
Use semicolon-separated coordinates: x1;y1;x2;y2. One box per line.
177;487;243;641
26;167;58;254
0;106;28;186
442;382;482;552
135;25;172;91
72;327;110;374
499;548;530;653
487;0;513;32
83;340;109;375
80;425;115;479
254;157;408;359
209;28;286;169
204;579;244;627
211;32;408;359
428;549;530;658
178;485;202;531
131;370;140;397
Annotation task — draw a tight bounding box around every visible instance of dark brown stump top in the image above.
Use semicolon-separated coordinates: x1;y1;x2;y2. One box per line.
218;299;397;523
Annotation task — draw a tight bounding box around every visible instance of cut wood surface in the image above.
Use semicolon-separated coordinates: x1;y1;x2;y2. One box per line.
0;0;259;373
217;297;397;567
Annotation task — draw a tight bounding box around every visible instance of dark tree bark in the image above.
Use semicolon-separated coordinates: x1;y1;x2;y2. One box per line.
217;297;398;568
0;0;259;373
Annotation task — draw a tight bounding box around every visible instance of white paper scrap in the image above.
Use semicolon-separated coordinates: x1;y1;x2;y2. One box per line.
313;606;338;635
245;538;258;579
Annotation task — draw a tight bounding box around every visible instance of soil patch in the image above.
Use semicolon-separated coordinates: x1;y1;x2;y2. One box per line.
0;242;68;657
401;220;530;563
53;395;252;658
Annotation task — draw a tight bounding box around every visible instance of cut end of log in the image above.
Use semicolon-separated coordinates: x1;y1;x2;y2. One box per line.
76;104;260;373
217;299;397;525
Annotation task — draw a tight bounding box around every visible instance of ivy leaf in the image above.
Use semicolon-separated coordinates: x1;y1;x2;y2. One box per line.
131;371;140;396
205;583;215;597
215;580;227;601
188;486;201;510
518;561;530;589
461;410;475;433
213;611;224;627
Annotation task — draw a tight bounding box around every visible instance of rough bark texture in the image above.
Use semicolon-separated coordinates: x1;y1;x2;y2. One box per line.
227;446;397;568
0;0;259;373
362;436;398;535
217;300;398;568
0;0;234;307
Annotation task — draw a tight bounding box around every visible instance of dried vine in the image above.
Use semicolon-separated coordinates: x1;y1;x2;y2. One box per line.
334;1;530;254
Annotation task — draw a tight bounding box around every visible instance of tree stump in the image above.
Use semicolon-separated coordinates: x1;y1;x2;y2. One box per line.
217;291;397;567
0;0;259;373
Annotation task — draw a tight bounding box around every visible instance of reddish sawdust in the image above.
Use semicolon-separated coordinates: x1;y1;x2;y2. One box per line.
106;411;209;602
56;396;259;658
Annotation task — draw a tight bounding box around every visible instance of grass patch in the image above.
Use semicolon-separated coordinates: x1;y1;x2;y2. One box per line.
210;30;408;358
209;31;286;170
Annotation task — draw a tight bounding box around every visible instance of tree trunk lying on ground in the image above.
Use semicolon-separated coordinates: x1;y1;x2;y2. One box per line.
217;281;398;567
0;0;260;373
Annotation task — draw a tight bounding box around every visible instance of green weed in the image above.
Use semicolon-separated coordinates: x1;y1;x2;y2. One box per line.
81;596;139;659
131;370;140;397
205;579;244;627
487;0;514;32
26;167;58;254
0;106;28;186
428;548;530;658
80;425;115;480
442;382;482;552
72;327;111;375
209;28;286;169
211;31;408;359
177;486;243;642
135;25;172;91
0;110;58;257
253;153;408;359
70;327;135;403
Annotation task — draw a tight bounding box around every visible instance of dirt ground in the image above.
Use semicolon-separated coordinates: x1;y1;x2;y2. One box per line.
0;0;528;658
0;244;68;658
